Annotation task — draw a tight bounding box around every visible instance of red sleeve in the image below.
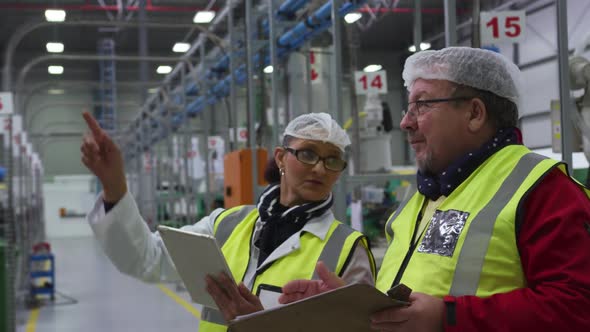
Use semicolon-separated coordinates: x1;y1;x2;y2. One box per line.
445;168;590;332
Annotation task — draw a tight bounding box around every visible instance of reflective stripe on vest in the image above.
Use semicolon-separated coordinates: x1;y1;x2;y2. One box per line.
312;223;355;279
449;152;547;296
201;307;226;325
385;196;414;241
214;206;256;247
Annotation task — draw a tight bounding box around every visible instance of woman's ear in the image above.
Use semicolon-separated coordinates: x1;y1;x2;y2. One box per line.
467;98;488;132
274;147;286;169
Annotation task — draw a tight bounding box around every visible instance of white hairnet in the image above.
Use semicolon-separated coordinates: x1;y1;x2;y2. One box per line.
283;112;350;152
402;47;523;110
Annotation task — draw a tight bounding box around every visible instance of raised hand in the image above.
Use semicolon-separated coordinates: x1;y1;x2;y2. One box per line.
205;272;263;322
80;111;127;203
278;261;345;304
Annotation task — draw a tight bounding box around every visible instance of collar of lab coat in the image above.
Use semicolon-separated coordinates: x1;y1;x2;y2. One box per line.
253;209;335;270
298;209;335;241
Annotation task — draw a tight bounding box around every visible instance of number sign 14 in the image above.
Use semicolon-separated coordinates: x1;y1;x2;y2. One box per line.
354;71;388;95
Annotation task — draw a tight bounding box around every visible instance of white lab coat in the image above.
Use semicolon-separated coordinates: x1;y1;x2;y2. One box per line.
87;191;375;291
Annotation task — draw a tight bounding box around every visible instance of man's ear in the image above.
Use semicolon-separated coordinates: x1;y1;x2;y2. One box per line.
274;147;286;169
467;98;488;132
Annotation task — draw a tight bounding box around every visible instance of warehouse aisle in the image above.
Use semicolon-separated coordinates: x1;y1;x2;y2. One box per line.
17;237;203;332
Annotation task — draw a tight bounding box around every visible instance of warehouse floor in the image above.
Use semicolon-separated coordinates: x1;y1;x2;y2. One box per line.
16;237;203;332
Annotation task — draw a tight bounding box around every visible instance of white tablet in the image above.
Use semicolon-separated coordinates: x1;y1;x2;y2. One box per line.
158;225;235;309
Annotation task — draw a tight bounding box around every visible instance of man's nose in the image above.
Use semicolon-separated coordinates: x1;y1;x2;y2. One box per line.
400;112;417;131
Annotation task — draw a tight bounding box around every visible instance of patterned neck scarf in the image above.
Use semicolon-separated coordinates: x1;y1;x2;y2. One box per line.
417;127;521;200
255;184;333;266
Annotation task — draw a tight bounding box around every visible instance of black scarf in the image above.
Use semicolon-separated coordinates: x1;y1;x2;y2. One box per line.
417;127;521;200
255;184;333;266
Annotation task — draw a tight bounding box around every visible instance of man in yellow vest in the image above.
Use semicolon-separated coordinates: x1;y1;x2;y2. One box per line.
279;47;590;331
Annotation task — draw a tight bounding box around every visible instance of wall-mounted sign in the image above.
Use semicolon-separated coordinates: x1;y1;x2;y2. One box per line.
354;71;388;95
0;92;14;115
480;11;526;44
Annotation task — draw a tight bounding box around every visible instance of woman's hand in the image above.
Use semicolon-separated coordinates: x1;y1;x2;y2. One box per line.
206;272;263;322
278;261;345;304
80;111;127;203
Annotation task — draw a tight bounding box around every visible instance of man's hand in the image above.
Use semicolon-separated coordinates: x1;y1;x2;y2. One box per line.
205;272;263;322
370;292;444;332
80;111;127;203
278;261;345;304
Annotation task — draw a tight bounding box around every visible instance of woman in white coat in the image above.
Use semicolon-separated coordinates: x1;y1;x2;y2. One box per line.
81;111;375;331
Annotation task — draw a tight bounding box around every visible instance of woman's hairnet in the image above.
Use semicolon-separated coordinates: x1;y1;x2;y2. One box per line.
402;47;524;110
283;112;350;152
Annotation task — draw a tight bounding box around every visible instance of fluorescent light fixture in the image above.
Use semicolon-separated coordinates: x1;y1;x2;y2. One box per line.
193;11;216;23
344;12;362;24
48;66;64;75
363;64;382;72
46;42;64;53
263;65;273;74
409;42;432;53
148;88;158;94
172;42;190;53
156;65;172;74
45;9;66;22
420;42;431;50
48;89;65;95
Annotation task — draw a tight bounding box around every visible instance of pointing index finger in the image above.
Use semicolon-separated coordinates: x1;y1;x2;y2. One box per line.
82;111;103;139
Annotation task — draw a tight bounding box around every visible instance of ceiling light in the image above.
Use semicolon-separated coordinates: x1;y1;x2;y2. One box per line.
148;88;158;94
46;42;64;53
363;64;382;72
48;66;64;75
263;65;273;74
48;89;65;95
344;12;362;24
45;9;66;22
173;42;190;53
409;42;432;52
193;11;216;23
156;66;172;74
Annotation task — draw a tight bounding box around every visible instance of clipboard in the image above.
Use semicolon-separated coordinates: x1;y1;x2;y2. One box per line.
229;283;410;332
157;225;234;309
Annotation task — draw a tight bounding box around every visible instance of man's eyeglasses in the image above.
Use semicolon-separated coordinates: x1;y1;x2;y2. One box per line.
284;147;347;172
401;96;474;119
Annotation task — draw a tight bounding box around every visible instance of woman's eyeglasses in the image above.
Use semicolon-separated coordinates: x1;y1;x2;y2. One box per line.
284;147;347;172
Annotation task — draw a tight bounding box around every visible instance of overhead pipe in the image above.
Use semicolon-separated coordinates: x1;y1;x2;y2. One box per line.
130;0;364;152
175;0;365;122
357;7;470;14
25;101;140;130
2;19;213;91
14;54;183;99
124;0;238;146
0;3;218;12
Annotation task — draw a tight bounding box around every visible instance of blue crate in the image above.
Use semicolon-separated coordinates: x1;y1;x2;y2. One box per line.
29;253;55;300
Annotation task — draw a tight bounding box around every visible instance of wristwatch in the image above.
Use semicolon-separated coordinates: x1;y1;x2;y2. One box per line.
443;295;457;326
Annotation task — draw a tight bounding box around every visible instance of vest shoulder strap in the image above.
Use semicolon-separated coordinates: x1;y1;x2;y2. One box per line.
213;205;257;248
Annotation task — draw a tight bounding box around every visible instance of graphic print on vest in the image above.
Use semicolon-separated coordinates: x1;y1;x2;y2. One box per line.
418;209;470;257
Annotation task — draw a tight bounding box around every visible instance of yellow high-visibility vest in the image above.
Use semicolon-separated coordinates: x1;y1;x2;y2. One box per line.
377;145;574;298
200;206;375;332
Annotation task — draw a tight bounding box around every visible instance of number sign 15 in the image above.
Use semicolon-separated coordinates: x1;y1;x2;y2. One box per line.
480;11;526;44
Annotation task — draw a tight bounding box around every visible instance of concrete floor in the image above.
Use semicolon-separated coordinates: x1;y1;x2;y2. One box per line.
16;237;203;332
14;235;390;332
